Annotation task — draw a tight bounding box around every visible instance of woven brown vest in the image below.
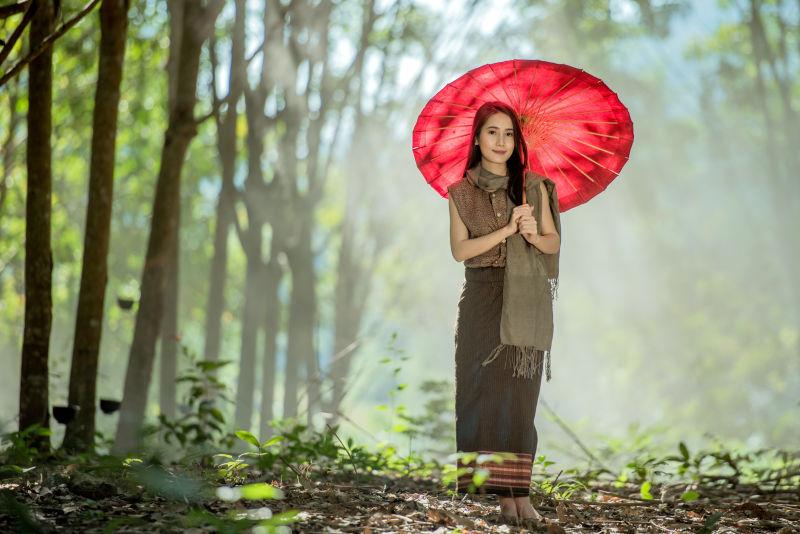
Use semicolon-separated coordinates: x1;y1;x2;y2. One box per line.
447;177;511;267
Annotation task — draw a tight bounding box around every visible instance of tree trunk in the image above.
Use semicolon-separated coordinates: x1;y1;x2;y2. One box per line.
156;0;184;422
285;217;318;424
745;0;800;313
329;219;364;423
159;233;179;419
233;250;263;432
19;0;56;450
62;0;129;453
0;77;20;239
113;0;223;455
0;76;20;308
259;256;282;440
165;0;184;114
203;0;245;366
234;51;276;432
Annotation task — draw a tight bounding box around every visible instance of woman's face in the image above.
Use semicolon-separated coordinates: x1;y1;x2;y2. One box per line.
476;112;515;165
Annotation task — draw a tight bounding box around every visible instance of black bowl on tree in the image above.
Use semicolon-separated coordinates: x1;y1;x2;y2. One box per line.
117;296;135;310
99;399;121;414
53;405;80;424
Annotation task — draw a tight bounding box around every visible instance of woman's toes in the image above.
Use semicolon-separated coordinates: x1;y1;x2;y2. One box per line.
499;500;518;519
519;504;543;520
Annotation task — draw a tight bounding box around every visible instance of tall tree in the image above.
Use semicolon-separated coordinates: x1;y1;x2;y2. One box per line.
277;0;375;427
158;0;185;421
114;0;224;455
233;0;292;434
19;0;57;451
233;0;380;429
204;0;246;368
0;77;20;242
233;36;274;432
62;0;130;453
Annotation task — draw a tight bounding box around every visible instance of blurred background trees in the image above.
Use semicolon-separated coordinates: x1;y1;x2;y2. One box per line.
0;0;796;458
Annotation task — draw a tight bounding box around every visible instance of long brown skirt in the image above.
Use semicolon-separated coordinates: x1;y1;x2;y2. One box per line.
454;266;544;497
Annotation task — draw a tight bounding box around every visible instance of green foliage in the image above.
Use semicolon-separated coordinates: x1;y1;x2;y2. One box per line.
696;511;724;534
146;344;235;454
0;424;52;467
115;452;298;531
213;417;443;488
373;332;456;466
183;507;298;534
569;434;800;502
127;462;209;503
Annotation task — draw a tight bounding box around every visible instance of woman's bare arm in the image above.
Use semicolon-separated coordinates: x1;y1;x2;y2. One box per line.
449;196;514;262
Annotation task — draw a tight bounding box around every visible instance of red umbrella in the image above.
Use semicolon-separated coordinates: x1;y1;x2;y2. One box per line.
412;59;634;211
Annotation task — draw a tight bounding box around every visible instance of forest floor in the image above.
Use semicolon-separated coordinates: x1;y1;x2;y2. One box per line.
1;462;799;533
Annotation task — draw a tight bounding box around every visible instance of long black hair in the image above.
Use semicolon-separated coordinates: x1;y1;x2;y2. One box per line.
462;101;529;206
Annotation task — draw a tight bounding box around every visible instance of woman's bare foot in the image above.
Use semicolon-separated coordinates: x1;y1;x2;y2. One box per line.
513;496;543;520
498;496;518;519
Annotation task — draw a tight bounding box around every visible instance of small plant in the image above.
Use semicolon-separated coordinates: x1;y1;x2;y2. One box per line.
0;424;51;466
375;332;411;440
149;344;234;453
214;430;284;485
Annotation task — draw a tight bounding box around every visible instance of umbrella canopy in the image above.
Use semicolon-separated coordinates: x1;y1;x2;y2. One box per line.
412;59;634;211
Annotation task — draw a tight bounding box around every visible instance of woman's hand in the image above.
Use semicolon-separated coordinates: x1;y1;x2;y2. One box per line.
504;204;531;237
518;213;538;242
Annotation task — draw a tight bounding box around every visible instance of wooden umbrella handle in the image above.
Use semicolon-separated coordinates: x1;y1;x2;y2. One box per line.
522;173;527;205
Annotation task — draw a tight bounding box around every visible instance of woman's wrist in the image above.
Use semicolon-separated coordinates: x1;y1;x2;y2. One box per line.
522;231;539;245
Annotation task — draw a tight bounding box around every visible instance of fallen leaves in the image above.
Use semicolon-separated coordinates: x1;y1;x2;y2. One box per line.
2;462;799;533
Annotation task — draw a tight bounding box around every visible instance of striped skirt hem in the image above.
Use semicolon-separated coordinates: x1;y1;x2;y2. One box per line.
456;450;532;497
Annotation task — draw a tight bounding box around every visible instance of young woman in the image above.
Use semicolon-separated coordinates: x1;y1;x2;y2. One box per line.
446;101;561;521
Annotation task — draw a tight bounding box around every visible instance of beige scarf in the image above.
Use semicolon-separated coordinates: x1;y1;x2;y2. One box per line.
465;163;561;382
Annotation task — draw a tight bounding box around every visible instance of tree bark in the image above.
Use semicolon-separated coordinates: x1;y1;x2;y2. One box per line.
113;0;223;455
157;0;184;422
19;0;56;451
159;234;179;420
259;256;282;440
203;0;246;366
329;217;367;422
62;0;129;453
233;246;263;432
232;77;271;433
285;214;317;423
0;77;20;242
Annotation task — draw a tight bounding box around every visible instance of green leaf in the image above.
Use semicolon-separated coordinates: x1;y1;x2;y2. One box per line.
263;509;299;525
263;436;284;447
472;468;490;486
209;408;225;424
235;430;261;449
240;482;285;500
175;376;201;383
639;480;653;500
698;511;723;534
680;490;700;502
123;458;144;468
197;360;233;372
679;441;690;460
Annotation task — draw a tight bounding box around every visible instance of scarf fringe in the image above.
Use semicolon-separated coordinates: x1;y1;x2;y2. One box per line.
549;277;559;301
481;344;552;382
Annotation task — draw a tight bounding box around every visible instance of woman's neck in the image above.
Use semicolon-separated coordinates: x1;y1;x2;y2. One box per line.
480;158;507;176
